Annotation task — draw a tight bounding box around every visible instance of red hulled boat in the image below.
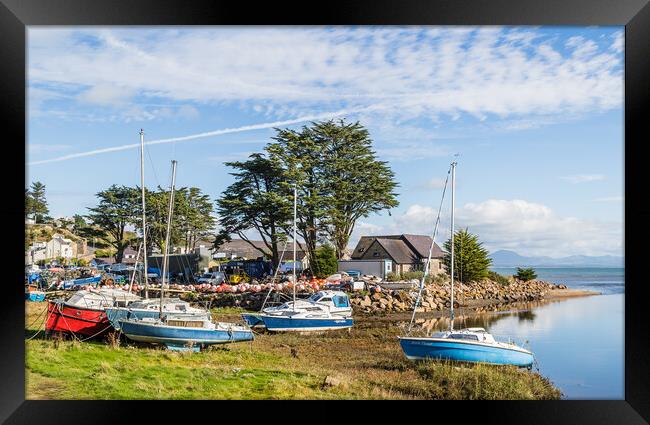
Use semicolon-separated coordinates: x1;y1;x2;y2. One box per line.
46;289;141;338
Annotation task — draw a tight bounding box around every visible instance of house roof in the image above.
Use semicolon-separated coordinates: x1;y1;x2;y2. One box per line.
402;234;445;259
374;238;417;263
215;239;270;259
278;249;307;262
351;234;444;262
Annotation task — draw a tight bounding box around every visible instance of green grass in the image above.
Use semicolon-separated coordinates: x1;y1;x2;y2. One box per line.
25;302;561;400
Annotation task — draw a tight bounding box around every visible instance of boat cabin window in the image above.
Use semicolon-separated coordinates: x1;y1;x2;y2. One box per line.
333;295;349;308
449;333;479;341
308;293;324;302
319;297;332;303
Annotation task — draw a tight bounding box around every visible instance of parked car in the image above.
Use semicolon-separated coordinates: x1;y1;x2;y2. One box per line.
197;271;226;285
345;270;361;280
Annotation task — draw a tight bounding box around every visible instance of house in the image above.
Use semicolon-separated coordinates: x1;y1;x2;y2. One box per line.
43;233;75;259
212;239;311;272
25;241;47;265
122;246;140;265
351;234;445;275
213;239;268;260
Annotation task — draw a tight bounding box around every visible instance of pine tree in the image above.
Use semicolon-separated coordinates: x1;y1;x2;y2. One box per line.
26;181;49;223
442;229;492;284
312;244;338;277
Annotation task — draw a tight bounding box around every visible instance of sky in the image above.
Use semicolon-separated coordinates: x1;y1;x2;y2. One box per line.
26;26;624;258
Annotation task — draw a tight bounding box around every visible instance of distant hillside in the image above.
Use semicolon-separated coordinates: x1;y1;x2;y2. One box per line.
489;250;624;268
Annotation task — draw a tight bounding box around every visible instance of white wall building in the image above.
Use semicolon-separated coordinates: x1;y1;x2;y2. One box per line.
45;233;75;259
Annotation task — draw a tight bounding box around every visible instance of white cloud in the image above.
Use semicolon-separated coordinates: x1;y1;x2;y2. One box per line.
77;84;134;106
560;174;605;184
356;199;622;257
422;178;448;189
28;27;623;124
457;199;621;256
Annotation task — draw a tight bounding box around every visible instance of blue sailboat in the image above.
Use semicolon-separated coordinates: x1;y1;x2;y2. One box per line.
119;317;254;351
240;185;353;332
398;161;534;368
117;157;253;351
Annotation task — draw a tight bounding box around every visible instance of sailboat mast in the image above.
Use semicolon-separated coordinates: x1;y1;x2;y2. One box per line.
140;129;150;299
292;184;297;313
450;161;456;331
160;160;177;319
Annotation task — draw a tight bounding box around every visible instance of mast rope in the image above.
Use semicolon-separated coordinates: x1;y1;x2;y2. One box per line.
406;164;452;334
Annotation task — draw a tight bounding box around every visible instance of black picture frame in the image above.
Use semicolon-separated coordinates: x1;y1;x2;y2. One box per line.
1;0;648;423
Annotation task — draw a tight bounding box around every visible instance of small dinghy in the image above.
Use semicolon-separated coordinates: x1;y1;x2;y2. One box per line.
25;290;46;302
398;161;534;368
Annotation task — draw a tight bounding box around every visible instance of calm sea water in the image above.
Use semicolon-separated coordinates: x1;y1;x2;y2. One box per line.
490;267;625;295
429;268;624;399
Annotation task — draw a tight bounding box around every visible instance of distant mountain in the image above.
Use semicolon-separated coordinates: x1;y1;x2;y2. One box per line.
489;250;624;268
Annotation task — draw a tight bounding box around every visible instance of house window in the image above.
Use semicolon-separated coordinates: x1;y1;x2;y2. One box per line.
373;252;380;257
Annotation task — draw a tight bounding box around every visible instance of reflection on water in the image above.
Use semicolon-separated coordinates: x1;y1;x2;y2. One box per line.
394;294;624;400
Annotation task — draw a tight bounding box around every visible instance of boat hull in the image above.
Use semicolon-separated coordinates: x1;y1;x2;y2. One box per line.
119;320;254;347
241;313;353;332
45;301;112;338
61;275;102;289
398;337;534;367
105;308;208;330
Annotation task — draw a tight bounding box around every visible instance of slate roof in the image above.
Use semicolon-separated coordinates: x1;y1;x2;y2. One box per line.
374;238;417;263
402;234;445;258
351;234;444;263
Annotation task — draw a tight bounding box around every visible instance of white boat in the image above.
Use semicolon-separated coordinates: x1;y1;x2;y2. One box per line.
242;290;354;331
240;184;354;332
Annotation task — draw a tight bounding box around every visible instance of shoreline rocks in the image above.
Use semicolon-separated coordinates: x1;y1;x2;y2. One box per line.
349;278;567;314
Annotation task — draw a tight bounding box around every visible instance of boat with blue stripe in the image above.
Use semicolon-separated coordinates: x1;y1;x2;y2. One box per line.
399;161;536;368
399;328;534;368
242;313;353;331
105;298;209;330
241;290;354;332
119;317;254;350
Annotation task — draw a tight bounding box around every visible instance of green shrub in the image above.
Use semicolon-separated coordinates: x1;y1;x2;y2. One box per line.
94;249;115;258
401;271;425;281
386;272;400;282
488;270;510;285
515;267;537;282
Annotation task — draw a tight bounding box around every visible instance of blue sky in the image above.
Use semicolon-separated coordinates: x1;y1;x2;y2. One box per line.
26;26;624;257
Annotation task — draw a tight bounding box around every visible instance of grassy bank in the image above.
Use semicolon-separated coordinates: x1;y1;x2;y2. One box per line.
25;302;561;400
